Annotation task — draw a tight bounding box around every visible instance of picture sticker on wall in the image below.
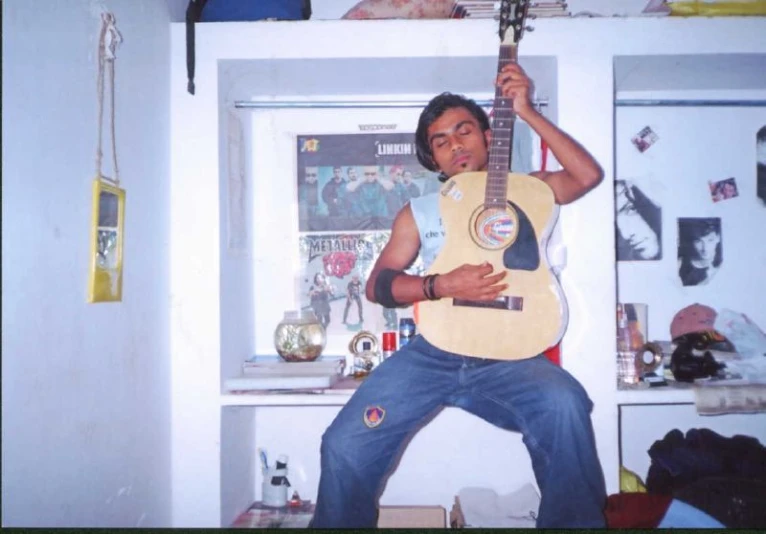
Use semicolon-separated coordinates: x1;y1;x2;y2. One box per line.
709;177;739;203
677;217;722;287
631;126;659;153
615;180;662;261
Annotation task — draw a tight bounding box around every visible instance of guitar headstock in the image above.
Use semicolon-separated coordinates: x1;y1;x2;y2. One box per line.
498;0;531;45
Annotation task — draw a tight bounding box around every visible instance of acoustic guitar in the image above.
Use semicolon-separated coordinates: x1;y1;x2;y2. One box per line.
417;0;568;360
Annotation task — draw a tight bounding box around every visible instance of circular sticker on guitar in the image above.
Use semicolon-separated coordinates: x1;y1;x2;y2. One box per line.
472;205;519;250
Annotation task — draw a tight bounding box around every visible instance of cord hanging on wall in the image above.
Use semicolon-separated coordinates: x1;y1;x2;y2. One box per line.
88;12;126;303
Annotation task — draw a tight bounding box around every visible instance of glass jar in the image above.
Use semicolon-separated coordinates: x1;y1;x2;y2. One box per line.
274;310;326;362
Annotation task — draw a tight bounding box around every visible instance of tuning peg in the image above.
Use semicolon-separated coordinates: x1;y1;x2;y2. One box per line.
525;25;534;32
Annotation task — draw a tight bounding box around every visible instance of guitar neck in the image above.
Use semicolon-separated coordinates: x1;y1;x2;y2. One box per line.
485;43;518;209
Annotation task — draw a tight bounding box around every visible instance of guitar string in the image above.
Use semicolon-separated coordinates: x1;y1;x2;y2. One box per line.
486;45;518;207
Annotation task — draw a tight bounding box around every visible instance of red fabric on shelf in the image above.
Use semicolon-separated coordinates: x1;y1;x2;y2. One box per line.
604;493;673;529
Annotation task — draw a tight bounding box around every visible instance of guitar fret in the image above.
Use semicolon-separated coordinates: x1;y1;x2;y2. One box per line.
484;39;518;205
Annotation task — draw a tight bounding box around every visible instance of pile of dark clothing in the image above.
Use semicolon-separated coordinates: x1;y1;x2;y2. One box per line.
607;428;766;528
647;428;766;528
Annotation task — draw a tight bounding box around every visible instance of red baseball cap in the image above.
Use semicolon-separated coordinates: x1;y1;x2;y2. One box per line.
670;304;718;340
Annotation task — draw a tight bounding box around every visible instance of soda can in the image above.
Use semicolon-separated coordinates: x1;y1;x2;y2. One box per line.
398;318;416;348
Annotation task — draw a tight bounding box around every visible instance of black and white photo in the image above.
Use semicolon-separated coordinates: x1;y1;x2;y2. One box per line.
615;180;662;261
677;217;723;286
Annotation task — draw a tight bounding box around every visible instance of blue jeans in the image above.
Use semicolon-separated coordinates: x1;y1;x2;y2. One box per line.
311;335;606;528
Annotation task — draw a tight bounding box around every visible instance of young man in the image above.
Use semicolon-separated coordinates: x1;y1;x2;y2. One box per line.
310;63;606;528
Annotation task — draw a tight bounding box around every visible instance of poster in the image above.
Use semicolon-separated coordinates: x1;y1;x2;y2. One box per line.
677;217;723;287
296;133;441;232
297;232;422;338
615;179;662;261
294;132;434;343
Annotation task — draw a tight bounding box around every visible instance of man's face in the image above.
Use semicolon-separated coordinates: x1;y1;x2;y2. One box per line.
363;167;378;182
427;107;490;178
333;167;343;181
402;171;413;184
305;167;318;184
692;231;720;264
615;183;660;260
347;168;357;181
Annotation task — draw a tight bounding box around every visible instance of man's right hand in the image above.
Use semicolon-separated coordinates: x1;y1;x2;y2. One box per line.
435;262;508;301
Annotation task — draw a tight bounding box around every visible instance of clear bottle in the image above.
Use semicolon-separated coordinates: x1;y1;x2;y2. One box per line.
353;341;379;379
616;304;638;384
616;304;630;352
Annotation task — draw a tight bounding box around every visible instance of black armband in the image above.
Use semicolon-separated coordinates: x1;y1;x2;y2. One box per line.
374;268;403;308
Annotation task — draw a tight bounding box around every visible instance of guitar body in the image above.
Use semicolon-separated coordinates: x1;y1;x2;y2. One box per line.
417;170;568;360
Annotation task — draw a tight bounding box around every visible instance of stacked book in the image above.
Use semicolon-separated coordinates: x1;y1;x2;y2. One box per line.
450;1;570;19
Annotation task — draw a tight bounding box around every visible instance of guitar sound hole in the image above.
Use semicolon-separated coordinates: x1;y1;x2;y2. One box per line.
472;206;518;250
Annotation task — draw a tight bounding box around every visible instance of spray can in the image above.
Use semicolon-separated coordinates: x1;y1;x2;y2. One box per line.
398;318;416;349
381;331;397;360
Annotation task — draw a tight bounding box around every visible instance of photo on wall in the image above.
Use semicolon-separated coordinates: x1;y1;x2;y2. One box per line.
709;177;739;203
758;125;766;206
296;133;441;233
615;180;662;261
677;217;723;287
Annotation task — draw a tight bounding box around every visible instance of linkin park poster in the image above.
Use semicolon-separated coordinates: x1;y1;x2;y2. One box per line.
295;133;442;232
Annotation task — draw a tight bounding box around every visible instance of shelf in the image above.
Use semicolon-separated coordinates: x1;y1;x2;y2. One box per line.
221;390;356;407
221;376;361;406
616;383;694;406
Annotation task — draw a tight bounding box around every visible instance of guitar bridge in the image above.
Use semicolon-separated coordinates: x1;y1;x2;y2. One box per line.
452;296;524;311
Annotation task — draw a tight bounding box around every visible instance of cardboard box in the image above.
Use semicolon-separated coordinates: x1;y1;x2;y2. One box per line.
377;505;447;528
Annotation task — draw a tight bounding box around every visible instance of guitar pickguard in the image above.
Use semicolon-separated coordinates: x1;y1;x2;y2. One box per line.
502;200;540;271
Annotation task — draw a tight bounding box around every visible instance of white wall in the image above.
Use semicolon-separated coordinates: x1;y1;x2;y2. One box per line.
1;0;172;527
616;105;766;341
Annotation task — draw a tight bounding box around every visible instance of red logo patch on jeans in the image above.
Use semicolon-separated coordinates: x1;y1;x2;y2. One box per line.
363;406;385;428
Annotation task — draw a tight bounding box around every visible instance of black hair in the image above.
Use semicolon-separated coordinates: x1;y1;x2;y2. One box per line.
678;218;722;267
615;180;662;260
415;92;491;174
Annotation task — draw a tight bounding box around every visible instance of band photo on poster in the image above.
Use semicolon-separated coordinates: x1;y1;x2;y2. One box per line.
296;133;441;232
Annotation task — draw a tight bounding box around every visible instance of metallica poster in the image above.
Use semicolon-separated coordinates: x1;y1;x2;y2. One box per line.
297;232;421;337
296;133;442;232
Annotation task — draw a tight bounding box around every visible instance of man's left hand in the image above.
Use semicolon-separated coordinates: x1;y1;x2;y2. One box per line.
496;63;535;117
